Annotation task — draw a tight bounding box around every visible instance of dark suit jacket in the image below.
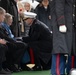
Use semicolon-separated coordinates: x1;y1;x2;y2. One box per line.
0;25;16;43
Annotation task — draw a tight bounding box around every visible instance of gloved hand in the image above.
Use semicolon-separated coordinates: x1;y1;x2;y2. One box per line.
59;25;67;33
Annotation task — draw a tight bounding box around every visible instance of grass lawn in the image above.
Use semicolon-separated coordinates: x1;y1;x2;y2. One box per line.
12;70;51;75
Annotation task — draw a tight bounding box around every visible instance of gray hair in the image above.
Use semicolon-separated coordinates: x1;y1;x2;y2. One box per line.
4;13;13;23
0;7;6;14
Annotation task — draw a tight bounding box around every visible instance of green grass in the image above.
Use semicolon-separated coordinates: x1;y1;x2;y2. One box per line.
12;70;51;75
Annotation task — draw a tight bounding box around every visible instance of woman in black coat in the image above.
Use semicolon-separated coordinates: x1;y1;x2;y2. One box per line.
34;0;52;31
22;12;52;70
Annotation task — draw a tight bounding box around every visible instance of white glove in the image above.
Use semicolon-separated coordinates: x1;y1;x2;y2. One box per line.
59;25;67;33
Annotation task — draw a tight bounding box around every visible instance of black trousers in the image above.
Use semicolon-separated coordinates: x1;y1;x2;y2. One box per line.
6;41;28;64
0;44;8;63
0;44;8;70
28;42;52;67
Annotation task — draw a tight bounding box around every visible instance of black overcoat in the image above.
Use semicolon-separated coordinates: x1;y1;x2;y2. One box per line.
50;0;74;55
34;2;52;30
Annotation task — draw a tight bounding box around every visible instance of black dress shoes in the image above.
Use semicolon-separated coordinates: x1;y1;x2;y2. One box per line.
4;68;13;73
0;68;11;74
24;66;32;71
21;66;32;71
31;65;43;71
7;64;20;72
21;64;32;71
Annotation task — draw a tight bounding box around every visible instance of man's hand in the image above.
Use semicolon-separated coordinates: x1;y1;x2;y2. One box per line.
59;25;67;33
0;39;7;44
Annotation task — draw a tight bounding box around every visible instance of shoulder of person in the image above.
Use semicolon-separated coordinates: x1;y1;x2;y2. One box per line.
35;20;48;28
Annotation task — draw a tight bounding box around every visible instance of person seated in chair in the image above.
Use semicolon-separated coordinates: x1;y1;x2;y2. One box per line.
1;13;28;72
0;7;11;74
22;12;52;71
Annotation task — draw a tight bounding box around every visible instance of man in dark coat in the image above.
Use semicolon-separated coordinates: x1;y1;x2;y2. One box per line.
22;12;52;70
0;0;19;37
50;0;74;75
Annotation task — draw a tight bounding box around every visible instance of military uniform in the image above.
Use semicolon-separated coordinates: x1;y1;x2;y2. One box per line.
22;18;52;70
50;0;74;75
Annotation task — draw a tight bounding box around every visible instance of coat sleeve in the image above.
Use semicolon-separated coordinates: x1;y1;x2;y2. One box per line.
55;0;65;26
0;30;16;43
